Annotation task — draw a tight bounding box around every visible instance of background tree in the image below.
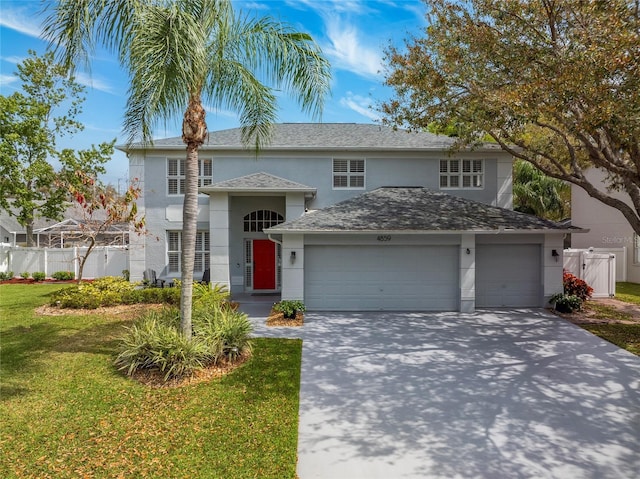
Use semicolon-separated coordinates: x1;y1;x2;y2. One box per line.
43;0;331;338
382;0;639;229
69;172;145;282
513;159;570;221
0;51;112;245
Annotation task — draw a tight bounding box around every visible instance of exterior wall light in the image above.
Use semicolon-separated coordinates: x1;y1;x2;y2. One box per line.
466;248;471;254
552;249;559;262
290;251;296;263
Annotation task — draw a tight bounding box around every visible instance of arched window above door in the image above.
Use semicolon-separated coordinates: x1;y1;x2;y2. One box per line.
243;210;284;232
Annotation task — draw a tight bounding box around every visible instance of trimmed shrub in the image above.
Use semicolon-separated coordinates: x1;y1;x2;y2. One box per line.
20;272;30;280
273;300;305;319
550;293;582;313
32;272;46;282
0;271;14;281
563;271;593;302
50;276;139;309
51;271;74;281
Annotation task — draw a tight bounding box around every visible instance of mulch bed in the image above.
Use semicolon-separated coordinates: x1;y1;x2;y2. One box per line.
127;352;252;389
266;309;304;327
551;298;640;325
35;303;165;320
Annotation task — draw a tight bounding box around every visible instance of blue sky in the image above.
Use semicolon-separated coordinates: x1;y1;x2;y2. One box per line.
0;0;426;185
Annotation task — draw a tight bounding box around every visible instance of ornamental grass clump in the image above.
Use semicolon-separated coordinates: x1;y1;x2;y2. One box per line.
115;303;253;382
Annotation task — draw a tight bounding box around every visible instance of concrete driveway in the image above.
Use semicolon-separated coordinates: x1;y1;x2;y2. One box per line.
249;308;640;478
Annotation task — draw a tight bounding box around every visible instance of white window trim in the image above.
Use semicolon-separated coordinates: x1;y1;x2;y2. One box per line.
439;159;484;190
166;157;213;196
634;233;640;265
332;158;366;190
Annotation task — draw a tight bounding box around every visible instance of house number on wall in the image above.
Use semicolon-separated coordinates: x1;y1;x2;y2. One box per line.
377;235;392;242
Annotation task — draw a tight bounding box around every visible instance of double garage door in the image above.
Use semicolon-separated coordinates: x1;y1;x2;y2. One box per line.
305;245;459;311
304;243;542;311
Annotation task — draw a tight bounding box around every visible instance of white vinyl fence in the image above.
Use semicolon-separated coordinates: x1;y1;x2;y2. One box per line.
0;244;129;279
564;249;616;298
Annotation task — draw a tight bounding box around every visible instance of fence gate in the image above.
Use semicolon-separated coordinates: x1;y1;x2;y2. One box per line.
563;249;616;298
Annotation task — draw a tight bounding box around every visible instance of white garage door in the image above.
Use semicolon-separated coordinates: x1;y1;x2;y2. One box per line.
304;245;459;311
476;244;541;308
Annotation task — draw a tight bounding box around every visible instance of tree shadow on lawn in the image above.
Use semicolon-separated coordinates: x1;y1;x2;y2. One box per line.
1;319;131;400
297;309;640;479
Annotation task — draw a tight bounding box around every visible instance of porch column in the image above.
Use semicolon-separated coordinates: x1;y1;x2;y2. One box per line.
281;234;304;301
209;192;230;290
460;234;476;313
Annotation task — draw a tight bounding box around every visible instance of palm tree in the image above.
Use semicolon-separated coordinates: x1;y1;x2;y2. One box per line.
42;0;331;338
513;160;570;221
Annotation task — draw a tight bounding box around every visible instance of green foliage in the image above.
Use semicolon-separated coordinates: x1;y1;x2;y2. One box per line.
32;272;46;282
51;271;74;280
115;304;253;380
563;271;593;302
122;269;130;281
0;271;14;280
0;51;112;246
51;276;138;309
20;272;29;279
273;300;305;319
550;293;582;313
114;309;213;380
513;160;570;221
1;284;301;477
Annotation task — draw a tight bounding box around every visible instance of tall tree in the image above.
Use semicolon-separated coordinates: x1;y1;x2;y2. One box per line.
43;0;331;338
382;0;640;229
0;51;112;245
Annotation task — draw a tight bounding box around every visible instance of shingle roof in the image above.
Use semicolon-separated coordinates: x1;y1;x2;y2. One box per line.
199;172;315;194
122;123;502;152
266;187;581;234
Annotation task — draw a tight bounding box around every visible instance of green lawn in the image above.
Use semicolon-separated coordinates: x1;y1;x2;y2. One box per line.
0;284;301;479
614;281;640;305
575;282;640;357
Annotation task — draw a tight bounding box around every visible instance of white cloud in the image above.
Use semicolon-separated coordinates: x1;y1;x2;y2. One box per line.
0;7;43;39
74;72;115;95
323;18;382;79
339;92;381;121
1;55;24;64
0;74;18;87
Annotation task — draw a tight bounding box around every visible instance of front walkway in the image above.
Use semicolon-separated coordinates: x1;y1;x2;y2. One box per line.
238;304;640;479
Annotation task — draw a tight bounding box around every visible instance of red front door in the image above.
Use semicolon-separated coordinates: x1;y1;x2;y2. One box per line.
253;239;276;290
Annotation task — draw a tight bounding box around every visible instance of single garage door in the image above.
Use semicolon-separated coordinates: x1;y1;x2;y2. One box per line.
476;244;541;307
304;245;459;311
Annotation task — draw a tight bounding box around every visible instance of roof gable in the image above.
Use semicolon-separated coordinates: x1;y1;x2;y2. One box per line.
199;172;315;194
266;187;579;233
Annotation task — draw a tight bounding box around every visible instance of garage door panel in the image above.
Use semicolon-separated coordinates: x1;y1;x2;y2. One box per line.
476;244;541;308
305;245;458;311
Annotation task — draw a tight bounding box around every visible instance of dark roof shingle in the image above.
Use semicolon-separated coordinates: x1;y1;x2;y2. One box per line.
123;123;502;152
266;187;580;233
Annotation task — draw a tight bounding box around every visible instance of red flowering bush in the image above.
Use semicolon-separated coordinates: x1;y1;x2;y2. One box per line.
563;271;593;302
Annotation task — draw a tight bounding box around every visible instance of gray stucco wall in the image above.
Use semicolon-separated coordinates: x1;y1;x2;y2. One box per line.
133;148;513;281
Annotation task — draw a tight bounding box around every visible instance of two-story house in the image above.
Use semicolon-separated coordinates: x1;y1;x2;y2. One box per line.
122;123;575;312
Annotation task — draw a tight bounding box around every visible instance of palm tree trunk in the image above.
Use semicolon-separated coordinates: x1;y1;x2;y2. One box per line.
180;94;208;339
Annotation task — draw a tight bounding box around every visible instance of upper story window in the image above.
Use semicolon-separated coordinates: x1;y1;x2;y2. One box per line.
333;159;365;189
244;210;284;232
440;159;483;189
167;158;213;195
